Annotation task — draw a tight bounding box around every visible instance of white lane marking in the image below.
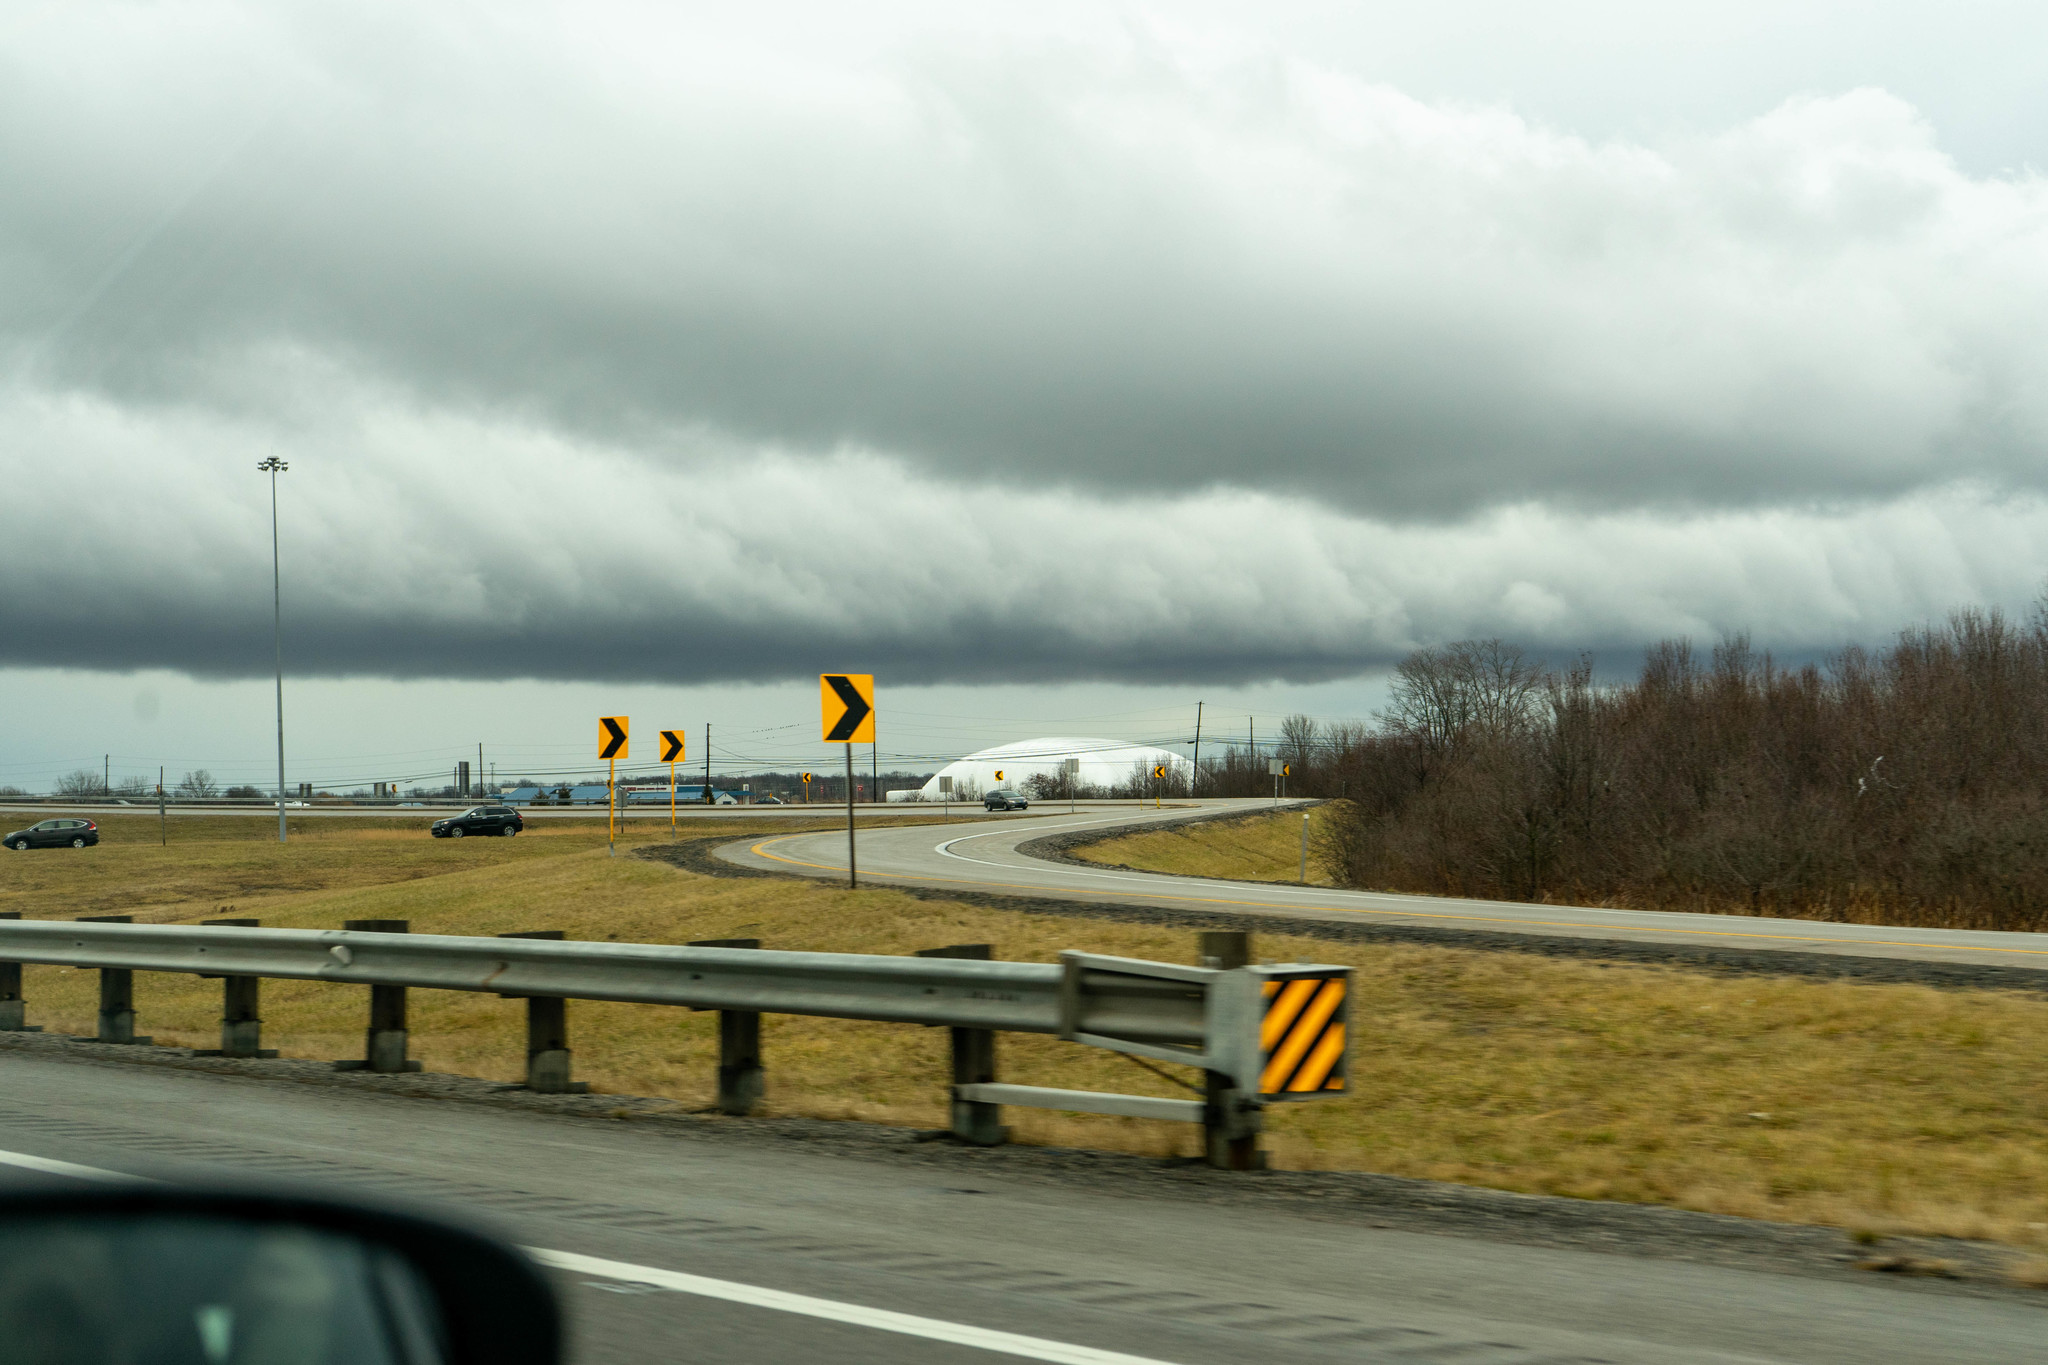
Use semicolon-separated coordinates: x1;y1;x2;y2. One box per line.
534;1247;1183;1365
0;1148;159;1183
0;1150;1183;1365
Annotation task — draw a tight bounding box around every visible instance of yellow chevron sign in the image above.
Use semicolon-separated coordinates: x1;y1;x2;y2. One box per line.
1259;970;1348;1098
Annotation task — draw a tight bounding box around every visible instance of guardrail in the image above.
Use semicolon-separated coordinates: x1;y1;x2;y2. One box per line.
0;915;1347;1169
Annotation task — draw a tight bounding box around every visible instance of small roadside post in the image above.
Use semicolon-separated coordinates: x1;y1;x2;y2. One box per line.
1300;811;1311;882
0;912;38;1033
1152;763;1166;808
333;919;421;1073
77;915;149;1044
801;772;812;804
939;773;952;819
821;674;876;889
599;716;628;855
1063;756;1080;813
1268;757;1282;803
660;729;685;839
498;930;589;1093
690;937;764;1112
918;942;1004;1145
157;766;165;846
198;918;276;1058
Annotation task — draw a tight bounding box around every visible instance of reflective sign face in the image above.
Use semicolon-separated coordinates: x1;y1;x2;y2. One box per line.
1151;764;1166;779
659;729;685;763
993;770;1004;781
820;674;876;743
1259;971;1347;1098
801;772;812;783
599;716;629;760
1281;763;1293;777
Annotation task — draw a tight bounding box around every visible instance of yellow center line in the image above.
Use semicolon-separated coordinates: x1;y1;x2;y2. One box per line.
742;835;2048;960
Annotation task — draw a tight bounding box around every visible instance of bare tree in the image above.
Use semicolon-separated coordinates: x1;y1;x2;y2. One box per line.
176;770;219;799
54;769;102;798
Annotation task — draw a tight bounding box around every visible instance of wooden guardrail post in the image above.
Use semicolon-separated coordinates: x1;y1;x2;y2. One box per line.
497;931;588;1093
689;938;762;1114
77;916;150;1044
1198;929;1262;1170
334;919;420;1073
0;912;39;1032
918;943;1006;1146
197;918;276;1058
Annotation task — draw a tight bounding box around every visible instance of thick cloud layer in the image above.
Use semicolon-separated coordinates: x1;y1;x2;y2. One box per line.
9;6;2048;516
4;4;2047;684
4;377;2041;685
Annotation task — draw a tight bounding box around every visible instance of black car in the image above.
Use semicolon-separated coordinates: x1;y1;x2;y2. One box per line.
432;805;523;838
984;789;1028;811
5;818;98;850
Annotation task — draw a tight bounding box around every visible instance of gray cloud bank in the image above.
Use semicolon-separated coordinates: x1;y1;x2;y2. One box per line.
8;7;2048;516
4;382;2042;685
4;4;2048;685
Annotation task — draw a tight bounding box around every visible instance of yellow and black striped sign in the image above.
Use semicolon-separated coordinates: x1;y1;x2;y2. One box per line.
1259;971;1347;1098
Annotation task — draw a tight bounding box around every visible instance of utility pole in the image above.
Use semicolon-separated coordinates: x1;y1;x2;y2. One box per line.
103;754;108;797
479;743;484;796
704;723;712;805
158;766;165;846
257;456;289;844
1191;701;1203;798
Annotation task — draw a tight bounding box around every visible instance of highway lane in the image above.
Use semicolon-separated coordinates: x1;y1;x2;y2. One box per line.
0;800;1065;821
721;802;2048;971
1;1049;2039;1364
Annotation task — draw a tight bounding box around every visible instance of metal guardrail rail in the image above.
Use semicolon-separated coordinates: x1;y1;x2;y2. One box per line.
0;917;1344;1170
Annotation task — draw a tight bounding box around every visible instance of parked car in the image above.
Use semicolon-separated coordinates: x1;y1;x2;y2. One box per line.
984;789;1028;811
5;818;98;850
431;805;524;838
757;795;784;805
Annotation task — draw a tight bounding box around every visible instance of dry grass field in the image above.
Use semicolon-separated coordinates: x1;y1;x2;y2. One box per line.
5;813;2048;1259
1076;805;1341;885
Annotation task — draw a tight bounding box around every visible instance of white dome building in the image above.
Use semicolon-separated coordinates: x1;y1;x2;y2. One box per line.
908;737;1193;801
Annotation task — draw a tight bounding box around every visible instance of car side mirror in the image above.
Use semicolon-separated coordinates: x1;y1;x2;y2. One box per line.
0;1185;561;1365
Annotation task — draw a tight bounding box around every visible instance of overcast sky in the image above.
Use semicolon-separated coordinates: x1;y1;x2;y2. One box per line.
6;1;2048;788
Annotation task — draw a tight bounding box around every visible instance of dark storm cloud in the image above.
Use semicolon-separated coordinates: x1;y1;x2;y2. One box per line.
5;5;2048;688
1;392;2041;685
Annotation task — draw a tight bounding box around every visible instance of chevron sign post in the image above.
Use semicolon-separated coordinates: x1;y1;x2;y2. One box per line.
820;675;875;889
599;716;628;855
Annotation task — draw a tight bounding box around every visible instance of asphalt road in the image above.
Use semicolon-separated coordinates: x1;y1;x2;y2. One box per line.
0;800;1039;821
1;1049;2038;1364
721;803;2048;971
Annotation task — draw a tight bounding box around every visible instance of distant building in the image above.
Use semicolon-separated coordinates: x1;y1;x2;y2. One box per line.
915;737;1192;800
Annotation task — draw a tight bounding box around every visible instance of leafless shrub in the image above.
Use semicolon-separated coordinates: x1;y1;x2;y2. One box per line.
1320;608;2048;928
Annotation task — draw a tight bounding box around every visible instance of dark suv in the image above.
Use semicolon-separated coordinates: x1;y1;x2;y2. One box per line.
6;818;99;850
431;805;523;839
984;789;1028;811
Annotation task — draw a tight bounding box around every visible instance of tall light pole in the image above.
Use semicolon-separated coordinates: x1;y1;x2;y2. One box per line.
257;457;289;844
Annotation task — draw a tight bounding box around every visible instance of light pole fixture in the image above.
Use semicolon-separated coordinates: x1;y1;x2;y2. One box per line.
257;456;289;844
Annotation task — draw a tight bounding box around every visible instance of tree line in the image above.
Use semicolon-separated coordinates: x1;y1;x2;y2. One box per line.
1252;608;2048;931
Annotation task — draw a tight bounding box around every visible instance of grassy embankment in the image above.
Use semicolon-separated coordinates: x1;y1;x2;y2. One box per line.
1075;804;1342;885
5;814;2048;1264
